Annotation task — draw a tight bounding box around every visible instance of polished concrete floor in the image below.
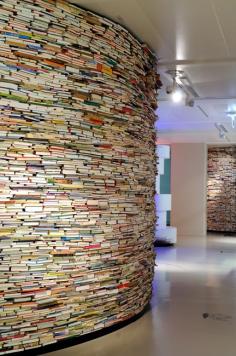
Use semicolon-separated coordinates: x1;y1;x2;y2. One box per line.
46;234;236;356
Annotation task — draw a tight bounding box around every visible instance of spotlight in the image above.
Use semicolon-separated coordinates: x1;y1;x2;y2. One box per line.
166;69;196;107
166;85;174;95
226;111;236;129
215;123;228;141
172;89;183;103
219;131;225;139
185;95;195;107
165;78;177;95
165;75;184;104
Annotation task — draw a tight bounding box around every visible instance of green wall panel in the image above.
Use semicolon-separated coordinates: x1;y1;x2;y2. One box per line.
160;158;171;225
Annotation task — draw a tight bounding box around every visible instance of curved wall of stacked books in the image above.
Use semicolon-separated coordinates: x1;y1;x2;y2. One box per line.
207;147;236;233
0;0;161;353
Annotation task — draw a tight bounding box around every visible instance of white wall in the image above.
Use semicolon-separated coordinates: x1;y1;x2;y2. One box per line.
171;143;207;239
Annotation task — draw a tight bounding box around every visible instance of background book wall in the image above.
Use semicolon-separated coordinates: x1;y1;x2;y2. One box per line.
207;147;236;233
0;0;161;353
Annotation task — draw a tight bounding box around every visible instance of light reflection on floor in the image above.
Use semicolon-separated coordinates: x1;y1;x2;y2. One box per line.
46;234;236;356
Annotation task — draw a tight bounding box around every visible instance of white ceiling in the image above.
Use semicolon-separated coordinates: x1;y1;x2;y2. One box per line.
71;0;236;144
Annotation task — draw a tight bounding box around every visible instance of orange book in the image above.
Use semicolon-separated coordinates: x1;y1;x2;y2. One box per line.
43;59;65;69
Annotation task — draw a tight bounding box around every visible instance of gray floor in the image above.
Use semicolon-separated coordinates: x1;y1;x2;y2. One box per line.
45;234;236;356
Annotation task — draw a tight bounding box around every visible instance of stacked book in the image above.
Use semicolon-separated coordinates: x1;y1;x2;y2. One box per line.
207;147;236;232
0;0;162;353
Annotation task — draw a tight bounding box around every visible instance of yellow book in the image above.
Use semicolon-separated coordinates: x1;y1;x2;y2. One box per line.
102;65;113;76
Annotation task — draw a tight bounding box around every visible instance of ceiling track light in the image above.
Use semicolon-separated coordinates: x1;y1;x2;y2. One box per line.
226;111;236;129
165;75;184;103
215;123;228;133
214;123;229;141
172;88;183;103
166;69;184;81
185;94;195;107
165;70;195;106
219;131;225;139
